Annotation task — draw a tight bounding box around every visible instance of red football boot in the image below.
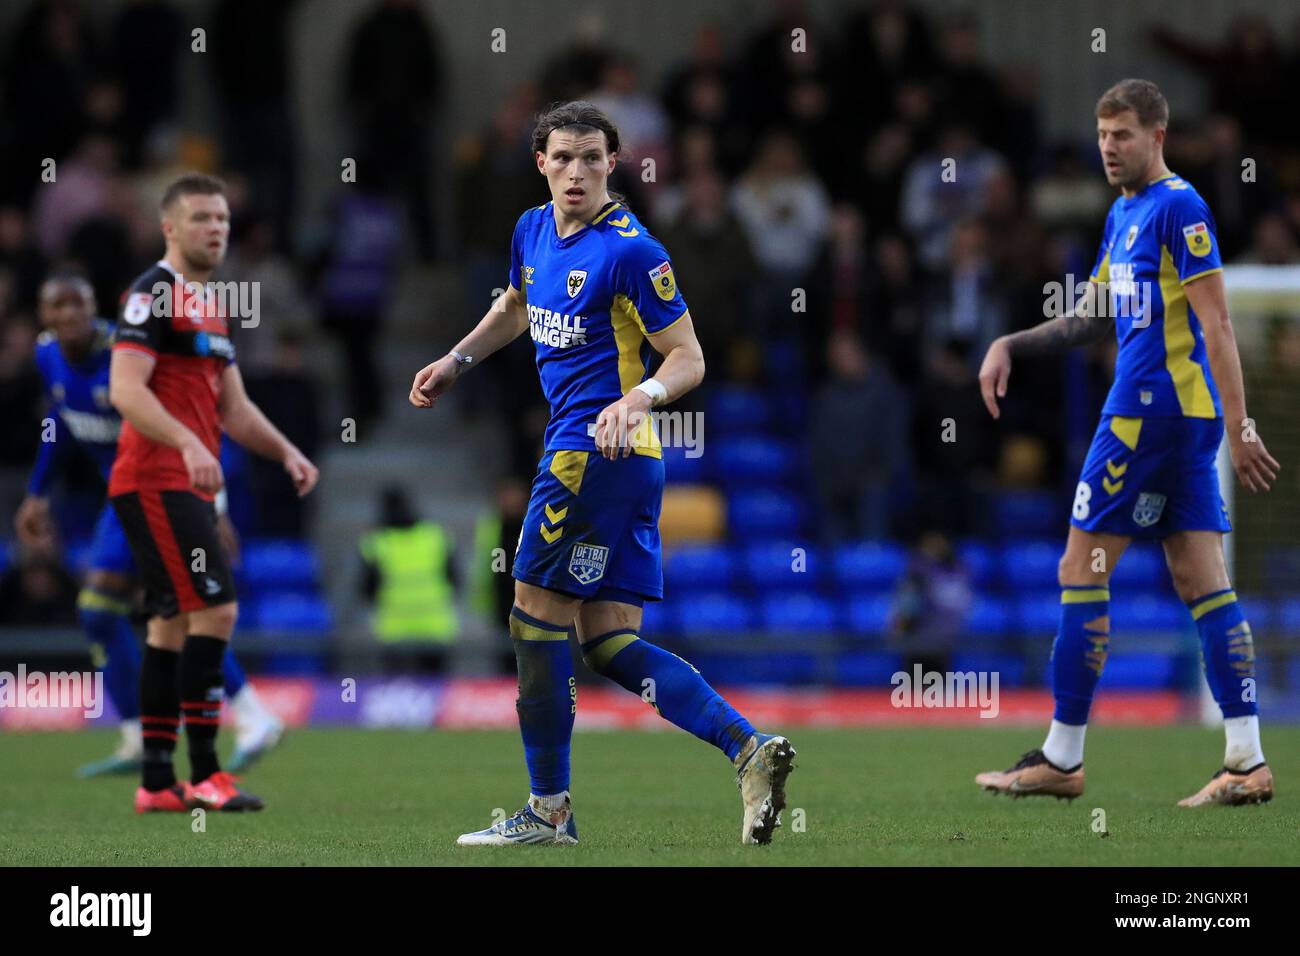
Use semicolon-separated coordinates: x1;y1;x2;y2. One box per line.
134;781;195;813
191;771;265;812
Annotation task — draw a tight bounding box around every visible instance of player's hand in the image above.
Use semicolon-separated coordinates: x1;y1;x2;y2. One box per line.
215;513;241;568
410;356;459;408
594;391;652;460
14;495;52;545
283;447;319;497
1228;425;1280;493
181;440;224;495
978;337;1012;419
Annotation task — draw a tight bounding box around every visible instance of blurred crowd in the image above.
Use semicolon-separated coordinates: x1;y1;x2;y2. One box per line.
2;0;1300;602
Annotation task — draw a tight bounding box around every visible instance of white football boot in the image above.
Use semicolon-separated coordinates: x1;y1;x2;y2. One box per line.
734;733;797;845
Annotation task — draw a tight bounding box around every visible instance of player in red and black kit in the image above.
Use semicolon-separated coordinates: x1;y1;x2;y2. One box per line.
109;173;319;813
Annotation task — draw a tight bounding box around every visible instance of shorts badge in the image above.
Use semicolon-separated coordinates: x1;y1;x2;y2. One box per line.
568;543;609;585
1132;492;1167;528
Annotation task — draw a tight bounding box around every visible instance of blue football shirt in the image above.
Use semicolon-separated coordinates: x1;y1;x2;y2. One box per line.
1089;173;1224;419
508;200;689;456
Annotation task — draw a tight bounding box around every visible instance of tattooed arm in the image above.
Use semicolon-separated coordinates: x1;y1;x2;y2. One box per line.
978;281;1113;418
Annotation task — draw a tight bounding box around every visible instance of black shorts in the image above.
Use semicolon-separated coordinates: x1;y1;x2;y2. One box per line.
110;490;236;619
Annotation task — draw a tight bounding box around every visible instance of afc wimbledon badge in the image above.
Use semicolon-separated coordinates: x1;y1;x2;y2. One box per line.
648;261;676;301
568;543;608;585
1125;224;1139;250
1132;492;1167;528
567;270;587;298
1183;222;1211;257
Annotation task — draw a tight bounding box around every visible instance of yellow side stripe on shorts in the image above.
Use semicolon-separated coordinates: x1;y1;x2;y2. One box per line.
1061;588;1110;604
1191;591;1237;621
1109;416;1143;452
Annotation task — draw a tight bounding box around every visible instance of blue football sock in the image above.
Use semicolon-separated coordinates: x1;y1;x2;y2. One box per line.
509;606;575;796
223;646;246;698
1050;586;1111;726
582;629;754;761
1189;589;1258;719
77;588;141;721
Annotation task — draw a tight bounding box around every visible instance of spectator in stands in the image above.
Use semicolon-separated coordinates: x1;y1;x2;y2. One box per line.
889;530;972;677
0;206;49;319
900;122;1007;272
31;134;118;257
211;0;298;246
653;167;757;386
360;486;460;669
315;166;404;434
921;217;1007;374
345;0;441;259
587;57;672;202
110;0;184;168
810;330;910;542
1232;211;1300;266
661;24;749;178
0;319;42;521
243;328;322;538
0;538;79;627
731;129;831;336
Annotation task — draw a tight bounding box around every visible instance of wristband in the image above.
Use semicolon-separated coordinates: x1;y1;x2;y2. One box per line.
214;488;229;515
633;378;668;407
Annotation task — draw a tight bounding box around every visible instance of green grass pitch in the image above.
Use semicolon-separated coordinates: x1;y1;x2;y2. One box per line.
3;726;1296;866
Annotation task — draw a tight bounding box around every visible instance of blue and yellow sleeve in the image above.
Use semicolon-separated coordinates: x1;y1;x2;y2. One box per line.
1089;207;1114;283
617;235;688;335
1163;189;1222;285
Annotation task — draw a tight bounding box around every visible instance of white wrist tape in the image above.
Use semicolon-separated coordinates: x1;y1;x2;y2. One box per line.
214;488;229;515
633;378;668;407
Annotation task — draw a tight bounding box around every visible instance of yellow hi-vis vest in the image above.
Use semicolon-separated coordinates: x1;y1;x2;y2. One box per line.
360;523;458;642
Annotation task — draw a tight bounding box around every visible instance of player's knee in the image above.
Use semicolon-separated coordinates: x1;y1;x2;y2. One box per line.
190;601;238;637
1165;562;1203;604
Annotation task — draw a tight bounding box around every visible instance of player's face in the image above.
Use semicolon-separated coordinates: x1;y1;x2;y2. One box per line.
38;282;95;348
538;129;616;219
163;193;230;272
1097;111;1161;190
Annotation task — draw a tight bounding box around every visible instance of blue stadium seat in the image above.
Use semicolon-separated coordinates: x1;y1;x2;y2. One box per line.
727;490;808;540
1099;653;1175;689
769;394;809;434
707;386;770;434
764;339;804;383
836;652;904;685
713;437;799;486
965;596;1012;635
951;653;1027;689
1111;542;1170;591
688;652;819;685
760;593;837;632
241;539;321;592
843;593;895;638
254;594;333;633
676;591;753;635
639;600;679;636
1276;598;1300;633
661;443;708;483
663;544;733;591
1111;595;1188;632
1239;596;1273;631
955;540;1000;590
1014;594;1061;635
995;491;1066;538
832;541;906;590
0;538;9;574
1002;540;1061;593
745;542;824;590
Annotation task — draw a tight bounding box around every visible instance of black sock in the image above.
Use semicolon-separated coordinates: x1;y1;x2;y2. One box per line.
140;645;180;791
179;635;227;784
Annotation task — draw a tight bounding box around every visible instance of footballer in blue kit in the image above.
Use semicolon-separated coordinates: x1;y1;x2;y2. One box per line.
412;101;795;846
976;80;1280;806
14;275;283;777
